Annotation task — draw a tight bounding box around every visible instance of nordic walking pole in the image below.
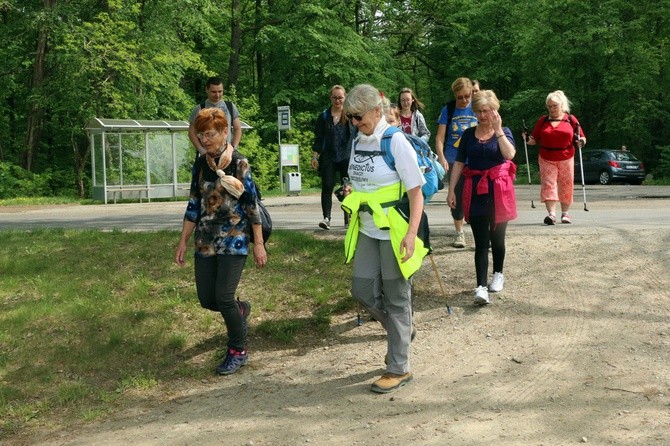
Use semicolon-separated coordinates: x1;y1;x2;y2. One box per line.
429;254;447;297
522;119;536;208
574;122;589;211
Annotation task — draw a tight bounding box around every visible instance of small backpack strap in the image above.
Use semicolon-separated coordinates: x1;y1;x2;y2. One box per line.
446;101;455;127
380;127;402;170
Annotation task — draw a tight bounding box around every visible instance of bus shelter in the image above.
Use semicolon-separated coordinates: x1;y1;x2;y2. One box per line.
86;118;193;204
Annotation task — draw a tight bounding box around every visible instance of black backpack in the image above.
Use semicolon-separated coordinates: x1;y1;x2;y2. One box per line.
200;101;234;120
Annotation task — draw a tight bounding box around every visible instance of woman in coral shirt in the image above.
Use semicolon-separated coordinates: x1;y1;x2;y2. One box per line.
526;90;586;225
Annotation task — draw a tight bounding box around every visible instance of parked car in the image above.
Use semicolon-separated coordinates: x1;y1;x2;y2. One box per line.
574;149;646;185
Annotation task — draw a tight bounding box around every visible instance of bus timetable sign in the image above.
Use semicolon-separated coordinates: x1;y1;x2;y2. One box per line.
277;106;291;130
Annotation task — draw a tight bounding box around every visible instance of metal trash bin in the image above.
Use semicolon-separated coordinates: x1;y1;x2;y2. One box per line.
285;172;301;194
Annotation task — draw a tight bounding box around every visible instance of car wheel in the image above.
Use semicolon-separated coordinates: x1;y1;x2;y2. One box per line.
598;170;612;185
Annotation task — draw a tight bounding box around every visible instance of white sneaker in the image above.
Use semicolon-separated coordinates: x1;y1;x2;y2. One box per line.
453;231;466;248
474;286;490;305
489;272;504;292
318;217;330;230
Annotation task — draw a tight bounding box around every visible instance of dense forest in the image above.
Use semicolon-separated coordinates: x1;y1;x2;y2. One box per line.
1;0;669;198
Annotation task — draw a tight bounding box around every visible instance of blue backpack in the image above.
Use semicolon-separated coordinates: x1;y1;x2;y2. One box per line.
380;127;445;203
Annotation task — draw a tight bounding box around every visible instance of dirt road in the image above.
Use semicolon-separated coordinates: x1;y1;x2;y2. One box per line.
12;187;670;445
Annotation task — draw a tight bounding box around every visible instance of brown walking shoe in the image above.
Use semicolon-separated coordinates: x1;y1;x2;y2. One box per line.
370;372;413;394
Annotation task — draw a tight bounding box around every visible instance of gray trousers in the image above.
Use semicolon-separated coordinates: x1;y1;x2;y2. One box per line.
351;233;412;374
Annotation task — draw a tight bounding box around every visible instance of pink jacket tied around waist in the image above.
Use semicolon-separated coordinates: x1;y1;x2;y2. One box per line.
462;160;517;224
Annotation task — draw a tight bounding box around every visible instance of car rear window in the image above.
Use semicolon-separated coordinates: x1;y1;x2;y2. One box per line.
612;151;638;161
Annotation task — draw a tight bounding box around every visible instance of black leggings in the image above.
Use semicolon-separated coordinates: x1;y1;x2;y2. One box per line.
469;216;508;287
320;159;350;220
194;255;247;350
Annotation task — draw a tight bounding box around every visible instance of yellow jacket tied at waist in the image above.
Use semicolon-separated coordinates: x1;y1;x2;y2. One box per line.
341;183;429;280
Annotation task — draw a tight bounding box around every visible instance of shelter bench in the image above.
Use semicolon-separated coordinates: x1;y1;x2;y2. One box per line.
106;185;152;204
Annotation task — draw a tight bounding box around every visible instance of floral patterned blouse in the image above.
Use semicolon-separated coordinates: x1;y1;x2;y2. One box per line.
184;150;261;257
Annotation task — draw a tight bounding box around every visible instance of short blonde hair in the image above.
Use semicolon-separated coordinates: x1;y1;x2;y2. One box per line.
471;90;501;112
546;90;571;113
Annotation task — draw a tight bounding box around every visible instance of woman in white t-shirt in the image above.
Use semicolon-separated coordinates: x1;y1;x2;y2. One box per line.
341;84;427;394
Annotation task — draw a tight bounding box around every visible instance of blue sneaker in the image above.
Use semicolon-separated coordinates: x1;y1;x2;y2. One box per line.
238;300;251;340
216;348;248;375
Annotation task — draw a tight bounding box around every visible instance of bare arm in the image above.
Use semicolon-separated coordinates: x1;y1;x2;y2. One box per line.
175;220;196;266
188;123;205;155
399;186;424;263
435;124;448;172
251;223;267;268
447;161;465;209
232;117;242;149
490;110;516;160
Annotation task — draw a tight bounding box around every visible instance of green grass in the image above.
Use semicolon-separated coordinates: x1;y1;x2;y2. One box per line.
0;188;324;207
0;196;93;206
0;228;352;439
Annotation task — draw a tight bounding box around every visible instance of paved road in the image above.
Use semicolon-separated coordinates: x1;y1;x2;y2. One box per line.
1;185;668;232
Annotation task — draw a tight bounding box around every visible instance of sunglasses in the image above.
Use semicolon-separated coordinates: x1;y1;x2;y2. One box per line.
346;108;373;122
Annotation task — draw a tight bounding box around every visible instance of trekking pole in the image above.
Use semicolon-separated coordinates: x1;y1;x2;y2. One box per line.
522;120;536;208
429;254;447;297
574;123;589;211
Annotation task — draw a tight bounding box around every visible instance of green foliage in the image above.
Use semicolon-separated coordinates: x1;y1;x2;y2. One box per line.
655;145;670;180
0;161;55;198
515;162;541;185
0;0;669;196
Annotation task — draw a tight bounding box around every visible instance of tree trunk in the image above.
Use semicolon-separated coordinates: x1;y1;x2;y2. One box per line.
255;0;263;101
72;131;89;198
227;0;242;88
23;0;57;172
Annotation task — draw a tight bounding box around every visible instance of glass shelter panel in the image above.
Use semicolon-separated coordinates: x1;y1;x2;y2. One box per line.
148;133;173;184
92;133;104;186
119;133;147;185
175;135;193;184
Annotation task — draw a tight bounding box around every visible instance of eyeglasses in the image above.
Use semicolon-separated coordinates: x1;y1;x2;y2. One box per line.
474;109;492;115
546;104;560;110
456;94;471;101
197;131;219;140
331;96;345;101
